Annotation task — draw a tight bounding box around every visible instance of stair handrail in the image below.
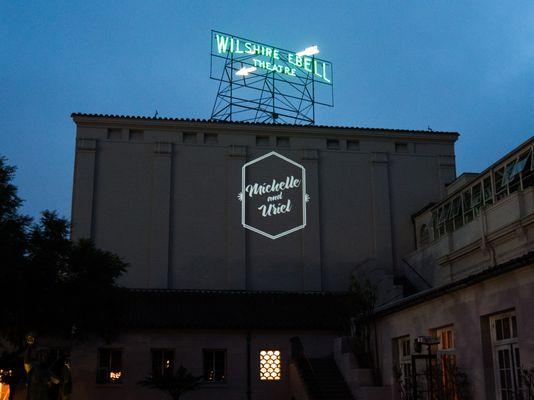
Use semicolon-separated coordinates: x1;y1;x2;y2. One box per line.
290;336;324;400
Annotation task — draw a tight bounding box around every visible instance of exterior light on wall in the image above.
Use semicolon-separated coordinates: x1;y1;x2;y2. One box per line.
236;66;257;76
296;45;319;57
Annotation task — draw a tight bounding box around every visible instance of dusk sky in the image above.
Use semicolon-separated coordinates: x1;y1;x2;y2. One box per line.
1;1;534;218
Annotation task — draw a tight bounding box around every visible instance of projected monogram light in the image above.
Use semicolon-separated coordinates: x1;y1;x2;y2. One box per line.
238;152;309;239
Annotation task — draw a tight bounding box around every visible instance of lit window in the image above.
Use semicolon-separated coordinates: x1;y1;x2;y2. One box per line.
259;350;281;381
152;349;174;378
203;349;226;382
97;349;122;384
434;326;457;394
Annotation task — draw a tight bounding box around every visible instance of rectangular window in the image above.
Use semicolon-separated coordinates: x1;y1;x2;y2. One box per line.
431;210;439;240
327;139;340;150
152;349;174;378
395;143;408;153
129;129;144;141
434;326;457;398
483;176;494;206
462;189;473;223
97;349;122;384
521;149;534;189
472;183;482;218
204;133;218;144
437;206;446;237
259;350;281;381
490;311;522;399
347;140;360;151
183;132;197;144
451;196;463;229
276;137;290;147
256;135;270;146
107;128;122;140
443;202;453;233
495;167;507;201
397;337;412;394
203;349;226;382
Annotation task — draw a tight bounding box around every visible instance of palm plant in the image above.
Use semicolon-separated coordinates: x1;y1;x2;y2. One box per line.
138;365;203;400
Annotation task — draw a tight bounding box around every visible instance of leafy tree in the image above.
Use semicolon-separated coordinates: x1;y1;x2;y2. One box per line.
138;366;203;400
0;156;128;396
346;275;377;368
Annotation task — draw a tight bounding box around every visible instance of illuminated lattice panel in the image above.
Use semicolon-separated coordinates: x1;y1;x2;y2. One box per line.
259;350;281;380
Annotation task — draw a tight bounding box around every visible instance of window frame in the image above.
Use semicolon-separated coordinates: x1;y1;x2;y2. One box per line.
97;348;123;384
151;348;175;379
397;336;412;394
490;311;522;400
202;349;227;384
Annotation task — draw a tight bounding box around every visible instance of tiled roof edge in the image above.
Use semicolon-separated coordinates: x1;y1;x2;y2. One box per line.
122;288;344;296
374;251;534;317
71;112;459;135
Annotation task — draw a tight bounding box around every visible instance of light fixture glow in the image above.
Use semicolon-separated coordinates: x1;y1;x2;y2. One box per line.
296;45;319;57
236;66;257;76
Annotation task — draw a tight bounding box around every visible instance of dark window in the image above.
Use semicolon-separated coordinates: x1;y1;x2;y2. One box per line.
204;133;218;144
462;189;473;223
395;143;408;153
256;135;270;146
152;349;174;378
327;139;340;150
472;183;482;217
97;349;122;384
419;224;430;246
495;167;507;200
129;129;144;141
183;132;197;144
483;176;493;206
203;349;226;382
107;128;122;140
347;140;360;151
276;137;290;147
451;196;463;229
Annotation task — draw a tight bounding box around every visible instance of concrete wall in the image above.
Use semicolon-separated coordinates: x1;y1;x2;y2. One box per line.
71;116;457;293
374;265;534;399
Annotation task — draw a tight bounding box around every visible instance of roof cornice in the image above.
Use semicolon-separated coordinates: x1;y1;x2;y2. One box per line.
71;112;460;142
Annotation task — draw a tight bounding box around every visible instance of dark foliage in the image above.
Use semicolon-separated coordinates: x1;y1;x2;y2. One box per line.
345;275;377;368
0;156;128;394
138;366;203;400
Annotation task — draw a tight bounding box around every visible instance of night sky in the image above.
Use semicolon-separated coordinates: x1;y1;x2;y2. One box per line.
1;1;533;218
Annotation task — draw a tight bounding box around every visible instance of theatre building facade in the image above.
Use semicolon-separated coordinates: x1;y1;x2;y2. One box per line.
27;113;532;400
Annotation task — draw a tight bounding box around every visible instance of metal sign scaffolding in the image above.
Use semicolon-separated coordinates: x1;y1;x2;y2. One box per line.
210;31;333;125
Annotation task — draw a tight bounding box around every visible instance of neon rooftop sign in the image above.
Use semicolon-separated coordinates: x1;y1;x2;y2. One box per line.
212;31;333;85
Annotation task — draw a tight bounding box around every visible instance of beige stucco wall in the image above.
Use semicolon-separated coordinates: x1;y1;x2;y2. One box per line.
71;116;457;294
375;265;534;399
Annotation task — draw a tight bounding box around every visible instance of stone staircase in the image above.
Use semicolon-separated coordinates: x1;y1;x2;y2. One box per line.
333;337;391;400
307;357;355;399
